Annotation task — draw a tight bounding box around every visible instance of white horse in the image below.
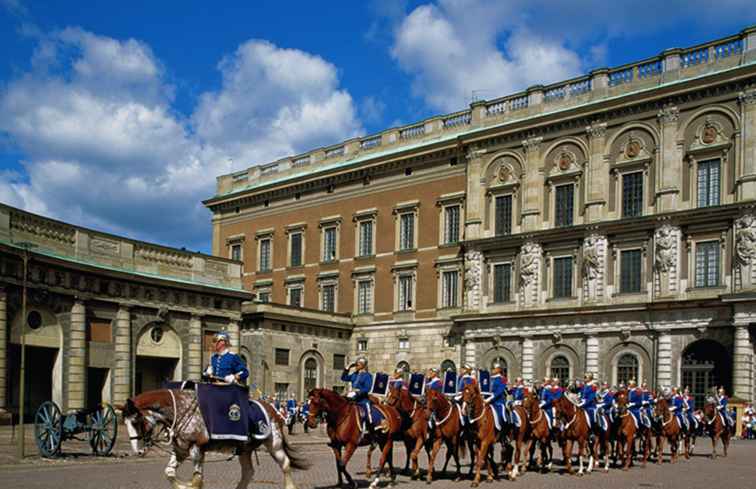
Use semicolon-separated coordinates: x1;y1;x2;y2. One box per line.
121;388;309;489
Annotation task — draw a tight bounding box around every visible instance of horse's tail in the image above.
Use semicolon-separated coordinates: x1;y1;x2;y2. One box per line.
282;431;311;471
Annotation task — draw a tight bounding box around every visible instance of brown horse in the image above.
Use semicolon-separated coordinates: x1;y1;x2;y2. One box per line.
461;383;498;487
121;389;309;489
384;384;430;479
653;397;684;463
425;388;469;483
507;401;531;480
702;399;730;458
552;394;593;475
307;388;402;489
613;389;647;470
521;391;553;472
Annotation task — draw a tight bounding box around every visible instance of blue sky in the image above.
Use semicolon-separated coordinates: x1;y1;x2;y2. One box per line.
1;0;755;253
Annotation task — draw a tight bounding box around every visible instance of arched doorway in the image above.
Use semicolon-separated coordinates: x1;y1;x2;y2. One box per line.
299;352;323;400
135;323;182;394
616;353;639;385
549;355;570;384
441;359;456;373
681;339;731;407
10;308;63;420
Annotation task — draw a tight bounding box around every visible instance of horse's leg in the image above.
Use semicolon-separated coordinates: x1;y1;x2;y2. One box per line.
332;446;345;488
189;445;205;489
723;432;729;457
366;443;375;479
265;427;298;489
369;438;392;489
403;439;412;475
711;433;717;459
656;435;664;465
563;439;574;475
577;439;585;476
450;437;462;482
623;436;632;471
485;441;496;482
341;443;359;489
411;436;423;479
235;449;255;489
471;439;489;487
165;449;189;489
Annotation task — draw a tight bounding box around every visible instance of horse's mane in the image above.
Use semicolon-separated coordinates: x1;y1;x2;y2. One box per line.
131;389;174;411
310;388;348;407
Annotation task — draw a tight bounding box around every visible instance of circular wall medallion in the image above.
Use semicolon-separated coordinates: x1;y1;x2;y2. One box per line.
625;139;641;158
150;326;164;344
558;153;572;171
26;310;42;330
497;166;510;182
702;125;717;144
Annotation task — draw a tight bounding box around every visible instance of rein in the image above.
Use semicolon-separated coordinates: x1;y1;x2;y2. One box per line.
528;407;543;425
466;398;486;424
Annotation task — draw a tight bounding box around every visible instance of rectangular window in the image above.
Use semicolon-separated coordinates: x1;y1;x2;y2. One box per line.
357;280;372;314
553;257;573;298
399;213;415;250
275;348;290;366
256;291;270;303
441;270;459;308
495;195;512;236
443;205;460;244
259;238;271;272
289;287;302;307
359;221;373;257
697;159;720;208
321;284;336;312
333;354;346;370
493;263;512;303
290;233;303;267
620;249;642;293
399;338;410;349
398;275;414;311
230;244;242;261
555;184;574;227
695;241;720;288
622;172;644;217
357;339;368;352
323;227;337;262
275;383;289;399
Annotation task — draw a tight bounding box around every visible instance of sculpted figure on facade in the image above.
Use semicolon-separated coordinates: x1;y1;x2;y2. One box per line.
519;242;541;287
465;250;483;310
735;213;756;265
582;235;603;280
654;224;678;272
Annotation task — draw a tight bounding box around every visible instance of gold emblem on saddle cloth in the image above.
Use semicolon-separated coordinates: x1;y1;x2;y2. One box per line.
228;403;242;422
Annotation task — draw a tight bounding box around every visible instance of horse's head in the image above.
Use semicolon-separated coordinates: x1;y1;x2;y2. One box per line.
461;383;481;417
306;388;325;429
522;391;537;414
120;391;174;456
614;390;628;415
703;397;717;419
385;385;402;408
654;395;668;419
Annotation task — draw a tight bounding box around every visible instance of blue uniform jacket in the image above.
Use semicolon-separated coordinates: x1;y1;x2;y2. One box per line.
717;395;728;411
601;391;615;409
672;395;685;415
286;399;297;414
512;386;525;401
540;386;553;408
341;370;373;400
489;375;508;406
685;396;695;413
426;377;443;393
209;351;249;381
457;374;476;392
580;384;597;409
628;389;643;413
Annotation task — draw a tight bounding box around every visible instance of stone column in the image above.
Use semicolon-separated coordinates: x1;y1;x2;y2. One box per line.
227;320;240;355
0;287;7;412
733;325;753;400
656;105;681;212
656;330;673;388
738;87;756;200
464;148;487;240
113;306;131;406
585;335;600;377
521;337;534;382
521;137;543;232
187;315;203;380
585;123;607;223
67;300;87;411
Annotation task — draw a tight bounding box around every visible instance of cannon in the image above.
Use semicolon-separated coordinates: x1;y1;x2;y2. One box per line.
34;401;118;458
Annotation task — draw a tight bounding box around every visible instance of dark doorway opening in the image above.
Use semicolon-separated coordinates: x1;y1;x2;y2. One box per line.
681;339;731;408
135;357;177;394
87;367;109;408
9;345;56;422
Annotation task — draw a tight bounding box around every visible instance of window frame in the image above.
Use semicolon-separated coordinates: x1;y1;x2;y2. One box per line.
319;216;342;264
694;239;721;288
621;170;644;218
696;158;721;208
394;201;419;252
395;271;416;312
357;339;368;352
490;261;513;304
286;282;304;307
554;183;575;227
439;268;461;309
551;254;575;299
354;276;374;315
318;278;338;313
619;248;643;294
255;230;274;273
436;194;464;246
274;348;290;366
286;225;306;268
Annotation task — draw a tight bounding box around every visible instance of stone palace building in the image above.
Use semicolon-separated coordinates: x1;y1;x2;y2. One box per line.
0;204;250;419
204;26;756;406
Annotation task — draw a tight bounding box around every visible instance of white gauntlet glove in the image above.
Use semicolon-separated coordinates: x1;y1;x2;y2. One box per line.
224;374;235;383
346;391;356;399
205;366;213;376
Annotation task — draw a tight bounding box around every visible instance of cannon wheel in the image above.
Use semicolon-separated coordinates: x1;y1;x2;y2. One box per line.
34;401;62;458
89;404;118;456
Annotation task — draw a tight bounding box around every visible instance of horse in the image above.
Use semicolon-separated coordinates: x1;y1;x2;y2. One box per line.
552;393;593;476
425;388;469;483
121;388;309;489
613;389;648;470
460;383;499;487
702;398;730;458
653;397;684;463
307;388;402;489
590;403;612;472
506;400;531;480
521;390;553;473
384;384;430;479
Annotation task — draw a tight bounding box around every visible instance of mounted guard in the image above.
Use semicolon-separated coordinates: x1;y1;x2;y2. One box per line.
341;356;383;434
716;387;735;428
484;364;509;430
577;373;598;430
205;331;248;384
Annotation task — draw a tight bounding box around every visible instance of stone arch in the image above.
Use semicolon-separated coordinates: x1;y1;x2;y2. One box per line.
440;359;456;373
680;104;740;136
604;122;660;153
239;345;252;375
542;137;590;170
605;124;658;216
135;321;183;393
483;151;526;183
10;305;64;411
299;350;325;399
538;343;581;383
480;345;518;378
678;338;731;407
604;341;652;387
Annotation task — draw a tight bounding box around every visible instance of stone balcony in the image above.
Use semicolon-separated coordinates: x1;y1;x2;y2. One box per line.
211;25;756;202
0;203;243;291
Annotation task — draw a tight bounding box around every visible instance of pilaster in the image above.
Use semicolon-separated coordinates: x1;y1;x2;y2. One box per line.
113;306;131;406
0;287;7;411
67;300;87;411
738;87;756;200
585;335;600;377
585;123;607;222
657;330;673;388
521;337;534;381
187;315;203;380
227;320;240;355
656;105;681;212
733;324;753;400
521;137;543;232
465;148;487;240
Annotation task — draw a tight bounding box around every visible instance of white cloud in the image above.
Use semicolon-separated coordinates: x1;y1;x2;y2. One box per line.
0;30;362;250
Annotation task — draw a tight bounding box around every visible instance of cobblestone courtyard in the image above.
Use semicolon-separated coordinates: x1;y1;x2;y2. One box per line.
1;425;755;489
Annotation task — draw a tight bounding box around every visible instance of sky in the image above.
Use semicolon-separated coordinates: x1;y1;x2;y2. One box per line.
0;0;755;253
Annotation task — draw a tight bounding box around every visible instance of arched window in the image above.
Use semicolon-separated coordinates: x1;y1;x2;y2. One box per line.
441;359;456;373
490;357;508;378
396;361;411;381
550;355;570;384
616;353;639;386
304;358;318;393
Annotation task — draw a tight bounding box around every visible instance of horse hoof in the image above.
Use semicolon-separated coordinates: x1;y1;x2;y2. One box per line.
471;484;479;488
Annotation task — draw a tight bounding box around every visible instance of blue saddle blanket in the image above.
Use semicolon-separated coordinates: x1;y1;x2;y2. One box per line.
357;402;385;429
197;383;252;442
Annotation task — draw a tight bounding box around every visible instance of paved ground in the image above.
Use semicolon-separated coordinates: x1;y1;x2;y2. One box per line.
1;423;755;489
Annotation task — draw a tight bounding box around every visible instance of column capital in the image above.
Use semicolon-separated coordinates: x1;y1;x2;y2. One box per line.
117;303;131;313
657;104;680;124
585;122;607;139
739;86;756;106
